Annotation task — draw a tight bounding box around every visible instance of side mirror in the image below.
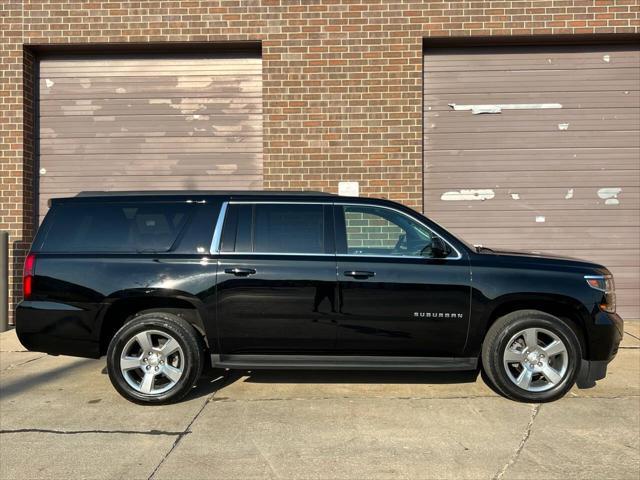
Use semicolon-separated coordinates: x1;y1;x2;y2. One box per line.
431;237;450;258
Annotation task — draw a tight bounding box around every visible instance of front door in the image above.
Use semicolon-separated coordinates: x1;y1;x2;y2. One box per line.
334;204;471;357
216;202;338;354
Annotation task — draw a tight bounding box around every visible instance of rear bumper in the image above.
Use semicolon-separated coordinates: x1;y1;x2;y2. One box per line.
16;301;101;358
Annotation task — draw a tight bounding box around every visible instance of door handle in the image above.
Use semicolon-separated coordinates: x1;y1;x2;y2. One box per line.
225;267;257;276
343;270;375;279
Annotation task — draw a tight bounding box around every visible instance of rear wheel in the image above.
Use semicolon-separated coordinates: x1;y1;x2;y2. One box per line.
107;312;204;405
482;310;582;402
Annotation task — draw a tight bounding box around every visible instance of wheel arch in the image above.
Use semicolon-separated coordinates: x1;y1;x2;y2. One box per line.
483;295;591;359
98;295;209;356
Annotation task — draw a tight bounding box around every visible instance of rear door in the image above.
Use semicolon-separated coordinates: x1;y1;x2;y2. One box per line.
215;202;339;354
334;203;471;357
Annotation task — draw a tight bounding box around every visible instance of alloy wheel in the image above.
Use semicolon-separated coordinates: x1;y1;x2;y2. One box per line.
119;329;185;396
502;327;569;392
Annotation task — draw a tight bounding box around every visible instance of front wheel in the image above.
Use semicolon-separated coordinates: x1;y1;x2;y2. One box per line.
106;312;204;405
482;310;582;403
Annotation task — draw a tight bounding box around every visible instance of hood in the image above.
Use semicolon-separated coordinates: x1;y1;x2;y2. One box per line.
475;246;606;270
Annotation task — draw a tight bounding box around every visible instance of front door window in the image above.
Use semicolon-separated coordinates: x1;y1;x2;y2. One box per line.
342;205;439;258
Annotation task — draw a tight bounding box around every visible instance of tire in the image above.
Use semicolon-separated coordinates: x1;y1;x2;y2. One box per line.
106;312;204;405
481;310;582;403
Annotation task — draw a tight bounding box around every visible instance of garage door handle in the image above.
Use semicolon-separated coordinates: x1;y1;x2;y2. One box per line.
225;267;256;276
344;270;375;279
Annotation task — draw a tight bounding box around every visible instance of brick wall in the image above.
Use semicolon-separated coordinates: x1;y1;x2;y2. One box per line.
1;1;638;322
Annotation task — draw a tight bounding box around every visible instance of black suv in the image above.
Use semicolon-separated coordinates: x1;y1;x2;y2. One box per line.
16;191;623;404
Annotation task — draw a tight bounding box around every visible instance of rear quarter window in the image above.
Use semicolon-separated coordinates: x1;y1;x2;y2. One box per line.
41;202;193;253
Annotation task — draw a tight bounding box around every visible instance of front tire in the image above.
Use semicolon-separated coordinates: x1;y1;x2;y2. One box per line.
106;312;204;405
482;310;582;403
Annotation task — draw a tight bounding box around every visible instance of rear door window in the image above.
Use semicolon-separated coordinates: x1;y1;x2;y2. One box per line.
42;202;192;253
254;204;324;254
220;203;330;254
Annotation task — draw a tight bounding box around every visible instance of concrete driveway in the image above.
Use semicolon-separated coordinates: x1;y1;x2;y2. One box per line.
1;326;639;480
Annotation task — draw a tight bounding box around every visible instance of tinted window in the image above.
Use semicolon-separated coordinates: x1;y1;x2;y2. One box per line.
42;202;192;253
220;204;253;253
341;205;436;257
253;204;324;254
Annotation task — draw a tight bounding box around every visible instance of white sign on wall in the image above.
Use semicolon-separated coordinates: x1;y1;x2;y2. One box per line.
338;181;359;197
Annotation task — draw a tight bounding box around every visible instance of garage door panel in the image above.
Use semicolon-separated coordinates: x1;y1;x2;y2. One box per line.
41;116;262;139
41;83;261;99
424;45;640;318
425;131;639;150
425;149;639;172
39;53;263;222
425;47;640;70
426;95;640;110
425;79;639;95
39;97;262;116
442;228;639;252
37;155;262;172
426;65;639;83
435;210;640;228
424;91;639;110
41;58;261;73
427;170;637;188
426;111;639;133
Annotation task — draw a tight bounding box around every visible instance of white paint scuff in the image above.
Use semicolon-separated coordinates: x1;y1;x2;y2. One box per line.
597;187;622;205
565;188;574;199
510;193;520;200
441;189;495;201
449;103;562;115
558;123;570;130
45;79;54;88
535;216;546;223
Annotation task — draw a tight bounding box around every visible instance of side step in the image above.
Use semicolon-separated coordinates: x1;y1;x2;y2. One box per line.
211;354;478;371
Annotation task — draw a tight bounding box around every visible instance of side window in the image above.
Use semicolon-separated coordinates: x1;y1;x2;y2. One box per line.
254;204;324;254
221;203;327;254
341;205;436;257
42;202;192;253
219;204;252;253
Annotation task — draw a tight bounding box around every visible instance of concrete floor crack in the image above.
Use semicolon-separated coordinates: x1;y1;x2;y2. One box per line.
492;403;541;480
146;372;233;480
1;354;47;371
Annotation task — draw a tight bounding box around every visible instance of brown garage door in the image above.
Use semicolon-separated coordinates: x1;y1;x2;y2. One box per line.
38;53;262;219
424;45;640;319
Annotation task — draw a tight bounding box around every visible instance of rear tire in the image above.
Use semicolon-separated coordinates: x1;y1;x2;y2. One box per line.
106;312;204;405
482;310;581;403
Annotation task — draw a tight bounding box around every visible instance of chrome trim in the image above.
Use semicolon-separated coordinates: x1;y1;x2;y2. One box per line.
229;201;333;205
209;201;228;254
217;251;334;257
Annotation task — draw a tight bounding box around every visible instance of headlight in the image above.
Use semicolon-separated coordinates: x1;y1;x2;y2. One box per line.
585;274;616;313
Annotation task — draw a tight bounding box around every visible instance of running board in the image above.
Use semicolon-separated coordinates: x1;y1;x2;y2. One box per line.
211;354;477;371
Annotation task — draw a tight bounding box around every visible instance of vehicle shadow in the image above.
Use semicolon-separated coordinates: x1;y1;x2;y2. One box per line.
186;368;483;401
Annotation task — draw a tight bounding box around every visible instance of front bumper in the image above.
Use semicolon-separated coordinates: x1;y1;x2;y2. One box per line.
578;311;623;388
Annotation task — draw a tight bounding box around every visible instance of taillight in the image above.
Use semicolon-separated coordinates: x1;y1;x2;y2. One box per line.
23;253;36;300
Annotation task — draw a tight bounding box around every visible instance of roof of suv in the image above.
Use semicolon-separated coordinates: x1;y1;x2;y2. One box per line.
50;190;403;210
47;190;338;206
74;190;335;198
